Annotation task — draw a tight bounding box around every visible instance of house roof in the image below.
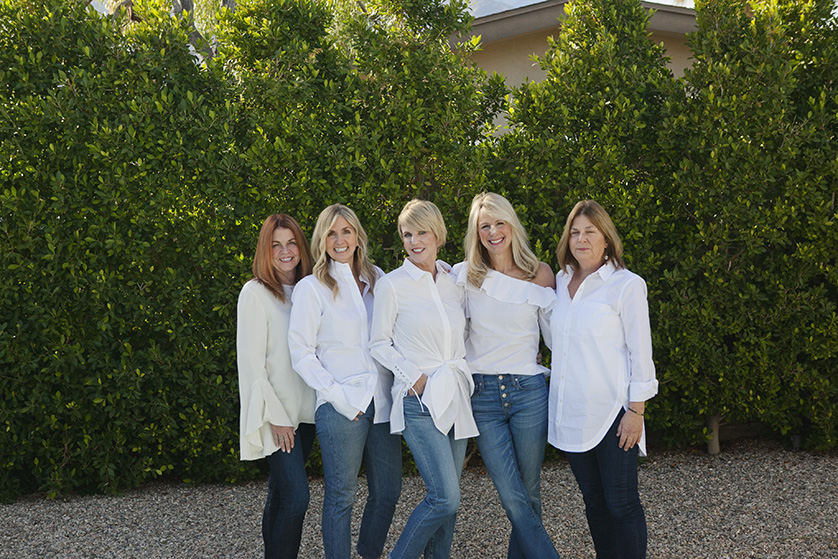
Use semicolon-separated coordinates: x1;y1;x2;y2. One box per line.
468;0;696;44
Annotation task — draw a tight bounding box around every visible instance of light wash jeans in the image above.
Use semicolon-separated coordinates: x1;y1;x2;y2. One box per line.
390;395;468;559
316;401;402;559
263;422;316;559
472;373;559;559
565;409;647;559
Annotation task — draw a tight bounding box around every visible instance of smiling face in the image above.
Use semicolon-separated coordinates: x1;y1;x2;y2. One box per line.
271;227;301;285
568;214;607;270
325;215;358;264
477;211;512;259
401;224;438;273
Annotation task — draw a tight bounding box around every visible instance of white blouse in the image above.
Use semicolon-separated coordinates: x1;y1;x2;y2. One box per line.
236;280;316;461
549;263;658;455
456;265;556;376
287;261;392;423
369;259;478;439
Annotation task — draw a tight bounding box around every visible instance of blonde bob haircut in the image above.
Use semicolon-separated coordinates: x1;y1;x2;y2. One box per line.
464;192;540;288
556;200;625;273
251;214;313;302
398;199;447;249
311;204;378;297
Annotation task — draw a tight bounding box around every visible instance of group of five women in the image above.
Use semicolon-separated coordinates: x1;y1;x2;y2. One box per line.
236;193;658;559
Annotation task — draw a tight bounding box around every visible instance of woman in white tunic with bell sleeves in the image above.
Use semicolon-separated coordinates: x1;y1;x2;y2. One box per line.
236;214;316;559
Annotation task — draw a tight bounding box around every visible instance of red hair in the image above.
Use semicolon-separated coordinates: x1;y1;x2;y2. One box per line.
251;214;313;301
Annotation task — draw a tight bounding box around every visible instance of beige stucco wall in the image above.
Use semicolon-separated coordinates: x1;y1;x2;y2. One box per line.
469;27;693;91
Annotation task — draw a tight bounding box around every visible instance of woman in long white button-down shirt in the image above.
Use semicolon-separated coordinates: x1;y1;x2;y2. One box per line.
236;214;316;559
549;200;658;559
370;200;477;559
457;192;559;559
288;204;402;559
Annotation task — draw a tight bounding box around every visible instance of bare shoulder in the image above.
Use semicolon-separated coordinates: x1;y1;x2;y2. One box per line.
533;262;556;289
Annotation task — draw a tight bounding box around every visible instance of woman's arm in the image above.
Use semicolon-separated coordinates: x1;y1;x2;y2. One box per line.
369;276;426;393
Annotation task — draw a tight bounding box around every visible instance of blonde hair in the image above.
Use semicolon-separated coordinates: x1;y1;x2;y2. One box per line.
556;200;625;273
311;204;378;297
463;192;539;288
398;199;447;248
251;214;313;302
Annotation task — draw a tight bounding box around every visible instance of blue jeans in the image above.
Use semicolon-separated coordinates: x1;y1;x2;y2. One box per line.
390;396;468;559
316;401;403;559
564;410;647;559
263;423;316;559
472;373;559;559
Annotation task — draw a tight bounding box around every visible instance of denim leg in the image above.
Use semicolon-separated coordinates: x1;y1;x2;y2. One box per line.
565;411;647;559
391;396;465;559
316;402;371;559
472;374;558;559
424;434;467;559
262;423;316;559
357;420;402;559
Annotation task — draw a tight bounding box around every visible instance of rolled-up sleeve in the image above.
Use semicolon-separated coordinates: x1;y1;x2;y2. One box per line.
620;276;658;402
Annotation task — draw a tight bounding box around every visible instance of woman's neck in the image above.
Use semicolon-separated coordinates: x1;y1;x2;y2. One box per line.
489;251;518;277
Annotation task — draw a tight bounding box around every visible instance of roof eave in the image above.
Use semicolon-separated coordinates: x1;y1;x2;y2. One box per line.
465;1;696;45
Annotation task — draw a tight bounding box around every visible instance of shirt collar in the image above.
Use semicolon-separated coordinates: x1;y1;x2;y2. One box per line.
329;259;372;290
567;261;617;282
403;258;450;281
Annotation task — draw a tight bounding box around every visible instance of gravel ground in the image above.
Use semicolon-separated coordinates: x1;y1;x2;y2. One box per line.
2;438;836;558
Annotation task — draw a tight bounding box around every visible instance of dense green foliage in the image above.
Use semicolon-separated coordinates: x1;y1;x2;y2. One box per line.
0;0;502;499
0;0;835;500
495;0;838;449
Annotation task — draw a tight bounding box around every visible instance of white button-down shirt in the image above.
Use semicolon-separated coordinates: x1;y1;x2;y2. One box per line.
456;265;556;376
288;261;392;423
369;259;477;439
549;263;658;455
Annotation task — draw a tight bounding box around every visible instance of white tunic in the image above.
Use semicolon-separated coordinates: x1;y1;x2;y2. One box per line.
369;259;478;439
549;263;658;455
456;266;556;376
236;280;316;461
287;261;392;423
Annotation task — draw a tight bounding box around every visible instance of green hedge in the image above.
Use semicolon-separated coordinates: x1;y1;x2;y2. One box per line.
494;0;838;449
1;0;836;500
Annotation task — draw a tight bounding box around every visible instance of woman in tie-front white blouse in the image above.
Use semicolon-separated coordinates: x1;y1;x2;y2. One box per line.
370;199;477;559
288;204;401;559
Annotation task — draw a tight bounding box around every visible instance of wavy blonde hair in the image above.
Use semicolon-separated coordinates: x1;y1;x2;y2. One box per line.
251;214;313;302
464;192;539;288
311;204;378;297
556;200;625;273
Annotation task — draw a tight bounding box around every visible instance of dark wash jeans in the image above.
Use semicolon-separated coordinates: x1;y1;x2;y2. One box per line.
263;422;316;559
564;410;647;559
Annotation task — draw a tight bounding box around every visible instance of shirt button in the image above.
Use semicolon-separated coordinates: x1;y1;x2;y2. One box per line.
502;393;507;399
500;385;506;390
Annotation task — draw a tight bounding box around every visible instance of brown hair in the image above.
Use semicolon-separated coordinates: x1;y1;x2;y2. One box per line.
251;214;313;301
556;200;624;273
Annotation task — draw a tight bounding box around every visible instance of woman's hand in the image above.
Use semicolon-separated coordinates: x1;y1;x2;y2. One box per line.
616;402;645;451
271;424;296;453
409;373;428;396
